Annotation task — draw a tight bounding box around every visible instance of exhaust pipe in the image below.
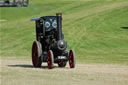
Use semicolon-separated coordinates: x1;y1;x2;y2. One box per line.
56;13;62;40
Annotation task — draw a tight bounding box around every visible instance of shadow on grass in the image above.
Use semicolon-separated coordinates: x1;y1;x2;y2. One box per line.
121;27;128;29
8;64;67;69
8;64;36;68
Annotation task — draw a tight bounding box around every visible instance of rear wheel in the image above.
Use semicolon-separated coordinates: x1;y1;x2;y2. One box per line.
47;50;54;69
58;62;66;67
32;41;42;67
69;50;75;68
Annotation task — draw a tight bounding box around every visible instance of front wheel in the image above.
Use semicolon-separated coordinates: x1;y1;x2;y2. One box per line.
47;50;54;69
69;50;75;68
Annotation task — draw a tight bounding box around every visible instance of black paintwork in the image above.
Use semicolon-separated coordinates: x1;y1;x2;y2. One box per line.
32;14;69;63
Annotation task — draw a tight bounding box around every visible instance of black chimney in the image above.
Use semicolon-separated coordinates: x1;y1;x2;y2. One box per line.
56;13;62;40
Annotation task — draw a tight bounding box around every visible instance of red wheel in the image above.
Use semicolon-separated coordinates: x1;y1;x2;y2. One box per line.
32;41;42;67
47;50;54;69
69;50;75;68
58;62;66;67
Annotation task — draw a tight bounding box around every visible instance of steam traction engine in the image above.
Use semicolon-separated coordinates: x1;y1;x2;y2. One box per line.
31;13;75;69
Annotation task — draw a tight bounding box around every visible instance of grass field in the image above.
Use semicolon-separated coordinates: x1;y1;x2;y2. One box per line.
0;0;128;85
1;0;128;64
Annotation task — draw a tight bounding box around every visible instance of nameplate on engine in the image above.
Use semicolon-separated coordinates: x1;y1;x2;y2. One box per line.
58;56;65;59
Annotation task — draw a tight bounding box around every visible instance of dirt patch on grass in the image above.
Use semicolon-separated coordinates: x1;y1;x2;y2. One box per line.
1;59;128;85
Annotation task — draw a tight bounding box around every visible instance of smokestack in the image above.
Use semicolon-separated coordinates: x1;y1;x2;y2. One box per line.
56;13;62;40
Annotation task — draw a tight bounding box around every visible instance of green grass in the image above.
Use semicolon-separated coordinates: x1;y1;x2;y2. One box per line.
0;0;128;64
